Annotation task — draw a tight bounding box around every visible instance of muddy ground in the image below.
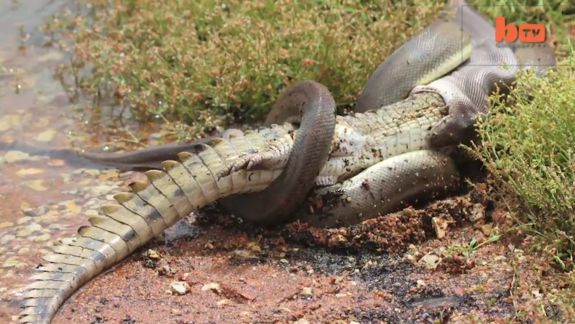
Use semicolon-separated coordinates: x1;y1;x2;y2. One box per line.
36;180;572;324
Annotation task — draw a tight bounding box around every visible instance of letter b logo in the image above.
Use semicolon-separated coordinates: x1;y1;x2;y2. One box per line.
495;17;517;42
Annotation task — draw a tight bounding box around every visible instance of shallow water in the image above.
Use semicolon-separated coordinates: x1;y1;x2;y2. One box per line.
0;1;165;322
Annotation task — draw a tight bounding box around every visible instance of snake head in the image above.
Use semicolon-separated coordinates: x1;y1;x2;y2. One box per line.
428;108;481;149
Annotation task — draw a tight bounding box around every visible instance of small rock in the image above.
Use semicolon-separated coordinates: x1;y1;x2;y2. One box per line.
22;180;48;191
170;281;190;295
17;216;33;224
217;299;230;306
247;242;261;253
416;280;426;287
17;223;42;237
419;253;440;270
35;129;56;142
0;222;14;229
2;257;26;268
1;235;15;245
293;319;310;324
22;205;48;217
83;169;101;176
143;249;160;260
47;159;65;167
4;151;30;163
431;217;448;239
34;234;51;242
468;203;485;222
336;234;347;242
301;287;313;296
16;168;44;177
233;249;258;259
481;224;494;236
201;282;222;293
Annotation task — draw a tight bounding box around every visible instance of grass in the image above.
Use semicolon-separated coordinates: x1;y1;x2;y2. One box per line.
467;65;575;266
32;0;575;322
44;0;451;133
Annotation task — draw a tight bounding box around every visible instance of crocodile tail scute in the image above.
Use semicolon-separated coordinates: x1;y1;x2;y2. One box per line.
17;160;200;323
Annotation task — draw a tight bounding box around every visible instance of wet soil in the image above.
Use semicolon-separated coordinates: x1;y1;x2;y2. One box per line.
45;185;570;324
0;0;171;322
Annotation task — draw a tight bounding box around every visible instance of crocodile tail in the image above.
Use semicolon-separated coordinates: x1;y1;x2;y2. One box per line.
16;157;203;323
17;128;284;323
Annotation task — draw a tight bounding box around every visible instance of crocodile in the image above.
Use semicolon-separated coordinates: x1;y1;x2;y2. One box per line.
16;0;557;322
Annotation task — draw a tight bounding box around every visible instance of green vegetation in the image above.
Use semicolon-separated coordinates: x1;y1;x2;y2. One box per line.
45;0;449;131
469;65;575;264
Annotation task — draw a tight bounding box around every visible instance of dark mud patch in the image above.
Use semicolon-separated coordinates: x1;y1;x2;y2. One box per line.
39;184;548;324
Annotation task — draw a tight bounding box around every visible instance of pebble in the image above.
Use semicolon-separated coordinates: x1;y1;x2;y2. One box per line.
47;159;66;167
171;281;190;295
233;249;258;259
40;216;60;225
34;234;51;242
0;235;15;245
468;204;485;222
217;299;230;306
62;189;79;195
23;205;48;217
2;257;26;268
431;217;448;239
201;282;221;293
35;129;56;142
247;242;261;253
4;150;30;163
0;114;20;132
0;222;14;229
22;180;48;191
17;216;33;225
301;287;313;296
84;169;102;176
144;249;160;260
17;223;42;237
16;168;44;177
294;319;310;324
419;253;440;270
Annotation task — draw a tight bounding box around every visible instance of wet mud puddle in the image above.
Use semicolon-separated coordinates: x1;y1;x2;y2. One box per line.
0;0;165;322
